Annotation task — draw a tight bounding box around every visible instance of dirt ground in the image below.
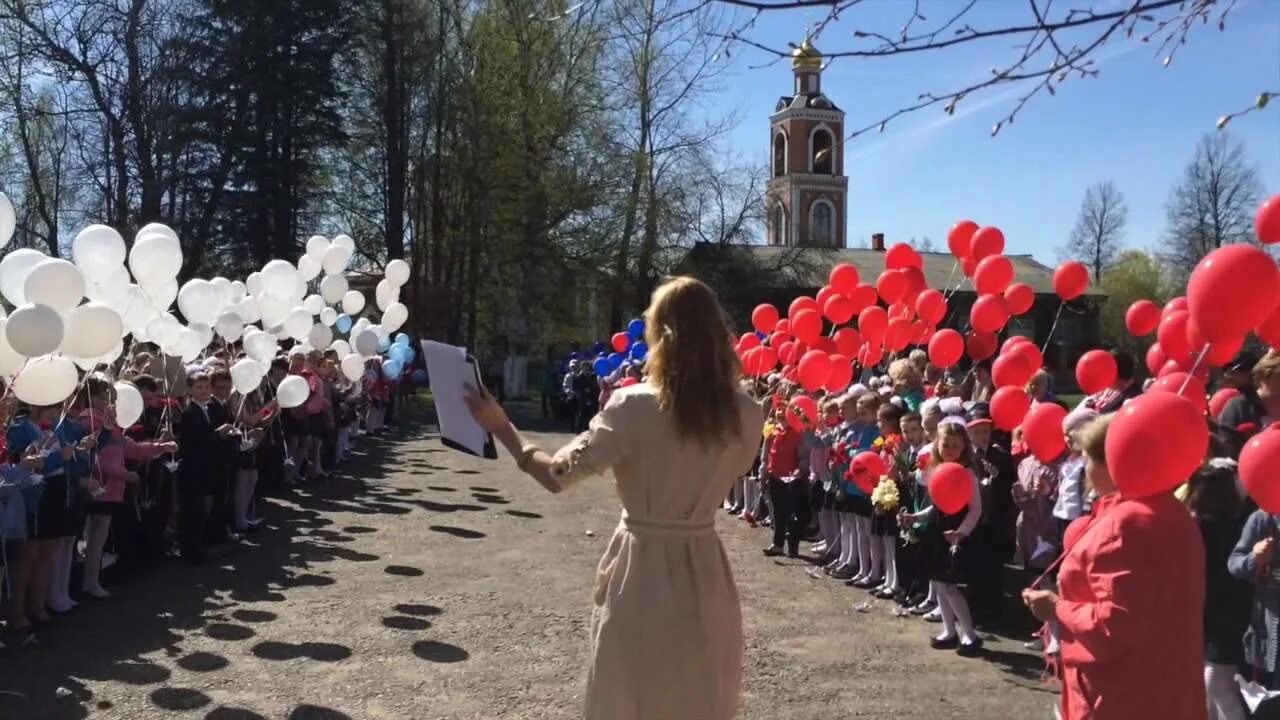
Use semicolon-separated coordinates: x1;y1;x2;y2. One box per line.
0;402;1058;719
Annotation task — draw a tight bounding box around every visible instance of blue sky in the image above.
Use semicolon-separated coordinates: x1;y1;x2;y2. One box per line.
709;0;1280;264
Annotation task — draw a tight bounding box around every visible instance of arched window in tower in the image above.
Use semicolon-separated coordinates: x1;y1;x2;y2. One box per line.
811;129;833;175
771;204;785;246
772;133;786;177
811;200;834;246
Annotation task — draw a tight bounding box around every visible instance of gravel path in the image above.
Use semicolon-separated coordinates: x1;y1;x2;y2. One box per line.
0;404;1057;719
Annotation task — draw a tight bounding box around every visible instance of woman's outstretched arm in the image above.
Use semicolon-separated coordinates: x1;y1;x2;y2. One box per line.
465;384;563;493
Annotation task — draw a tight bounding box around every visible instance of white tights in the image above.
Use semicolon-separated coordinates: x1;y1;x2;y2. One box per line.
852;515;872;579
818;509;840;554
46;537;76;611
744;477;761;517
879;535;898;591
82;514;112;596
233;469;259;531
1204;662;1247;720
837;513;856;569
932;581;977;644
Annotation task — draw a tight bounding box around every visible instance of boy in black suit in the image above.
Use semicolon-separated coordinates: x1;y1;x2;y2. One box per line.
177;372;235;563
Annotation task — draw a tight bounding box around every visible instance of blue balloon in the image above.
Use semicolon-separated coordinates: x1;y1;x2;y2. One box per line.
411;369;427;385
336;314;352;333
592;341;606;355
593;358;610;377
559;362;569;374
389;344;412;363
607;352;623;371
383;359;404;379
377;336;391;353
394;333;410;347
630;341;648;361
627;318;645;340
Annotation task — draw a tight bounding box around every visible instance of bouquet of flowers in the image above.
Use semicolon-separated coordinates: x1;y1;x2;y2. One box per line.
871;475;899;513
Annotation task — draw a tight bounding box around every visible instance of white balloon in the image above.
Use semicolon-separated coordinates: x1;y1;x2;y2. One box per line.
209;277;232;306
62;303;124;359
260;260;300;299
142;278;178;311
72;224;127;277
176;326;204;362
307;323;333;349
351;317;371;336
385;259;410;287
146;313;182;347
243;329;277;364
0;192;14;246
303;294;325;315
330;339;351;356
332;234;356;253
137;222;178;242
178;279;220;325
129;232;183;285
85;264;131;307
276;375;310;409
306;235;331;262
76;339;123;371
375;279;399;311
0;320;27;377
0;248;48;306
24;259;85;314
382;302;408;333
257;294;291;328
114;382;145;428
283;307;313;340
230;358;266;395
369;323;387;341
214;311;245;342
246;272;264;297
341;290;366;315
236;296;261;324
322;245;351;275
294;275;308;303
319;274;348;304
229;280;247;301
288;344;308;357
341;353;364;382
190;322;215;348
354;329;379;356
6;304;64;357
12;355;78;407
319;307;338;327
298;254;322;282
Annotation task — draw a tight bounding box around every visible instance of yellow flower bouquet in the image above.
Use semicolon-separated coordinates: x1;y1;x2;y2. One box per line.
871;475;899;513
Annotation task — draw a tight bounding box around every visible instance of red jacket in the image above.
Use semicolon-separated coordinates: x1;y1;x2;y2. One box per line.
766;426;800;480
1055;492;1206;720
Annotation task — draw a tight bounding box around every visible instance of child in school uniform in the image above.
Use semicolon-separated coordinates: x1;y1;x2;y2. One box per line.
810;399;843;561
763;400;810;558
869;402;905;600
177;372;235;564
827;391;879;583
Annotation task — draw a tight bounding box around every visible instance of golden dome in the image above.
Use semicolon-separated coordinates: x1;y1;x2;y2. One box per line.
791;37;823;70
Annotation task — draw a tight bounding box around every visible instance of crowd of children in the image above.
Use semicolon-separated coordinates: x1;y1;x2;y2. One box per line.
0;342;406;649
730;342;1280;716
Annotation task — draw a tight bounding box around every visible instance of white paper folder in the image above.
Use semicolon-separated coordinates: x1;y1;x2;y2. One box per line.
419;340;497;459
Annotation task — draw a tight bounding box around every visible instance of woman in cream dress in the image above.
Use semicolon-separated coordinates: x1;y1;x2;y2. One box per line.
467;277;765;720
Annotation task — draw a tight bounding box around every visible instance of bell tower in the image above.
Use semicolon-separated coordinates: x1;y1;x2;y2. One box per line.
765;37;848;248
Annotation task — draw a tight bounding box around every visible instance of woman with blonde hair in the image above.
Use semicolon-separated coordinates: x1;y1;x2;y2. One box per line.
466;276;764;720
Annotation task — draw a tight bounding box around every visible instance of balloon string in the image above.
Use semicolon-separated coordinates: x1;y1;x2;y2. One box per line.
1039;301;1066;355
1178;345;1211;396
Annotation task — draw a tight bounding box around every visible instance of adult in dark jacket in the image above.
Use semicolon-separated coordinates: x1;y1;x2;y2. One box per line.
1219;350;1280;438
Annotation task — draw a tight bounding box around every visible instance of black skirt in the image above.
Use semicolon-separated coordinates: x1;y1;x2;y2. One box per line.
32;475;86;540
925;506;967;584
282;414;308;439
307;413;328;436
870;510;898;536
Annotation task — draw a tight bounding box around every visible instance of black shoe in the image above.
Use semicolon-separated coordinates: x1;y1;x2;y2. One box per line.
873;588;897;599
930;635;960;650
909;601;937;616
852;578;879;589
762;546;784;557
956;638;985;657
786;547;800;559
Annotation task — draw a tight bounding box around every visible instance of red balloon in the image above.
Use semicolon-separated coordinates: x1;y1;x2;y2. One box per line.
754;346;778;376
1258;303;1280;347
927;329;964;368
792;308;823;344
824;294;855;324
1053;261;1090;301
1151;371;1208;414
611;332;630;353
1158;311;1193;366
858;306;888;344
850;451;887;493
789;395;819;430
1125;300;1161;337
961;256;979;278
1107;392;1209;499
847;284;878;313
814;337;838;355
1023;402;1069;463
929;462;973;514
775;319;791;336
966;331;998;361
789;296;819;320
739;332;761;351
990;387;1031;431
797;350;832;392
1187;244;1280;342
1209;388;1241;419
915;289;947;325
888;301;913;321
777;340;797;366
1002;335;1032;354
825;354;853;393
900;266;926;295
1145;343;1168;376
974;255;1014;295
768;331;788;348
1164;296;1188;318
992;352;1034;389
947;220;978;259
815;285;839;309
910;321;932;345
833;327;861;356
1241;426;1280;512
969;294;1009;333
877;269;909;304
858;342;883;368
885;317;912;352
886;242;923;270
1075;350;1118;395
1258;194;1280;245
1187;317;1244;367
829;263;860;296
970;226;1005;261
1158;359;1184;379
619;377;639;387
752;303;780;334
1004;283;1035;316
1011;341;1044;373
